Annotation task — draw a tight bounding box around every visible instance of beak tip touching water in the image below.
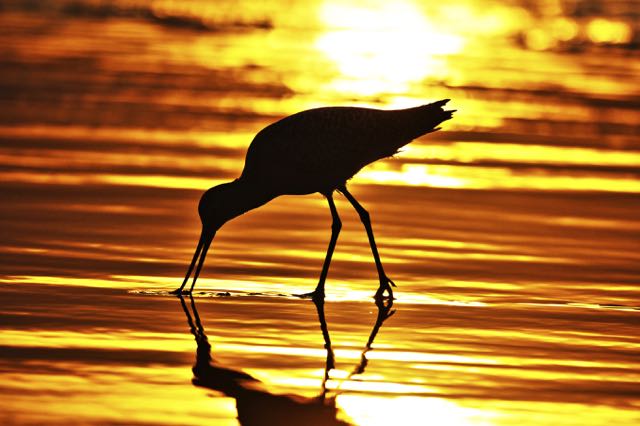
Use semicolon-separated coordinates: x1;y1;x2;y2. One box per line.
172;227;216;295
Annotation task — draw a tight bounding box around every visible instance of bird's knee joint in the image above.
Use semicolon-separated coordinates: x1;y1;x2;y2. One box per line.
332;220;342;232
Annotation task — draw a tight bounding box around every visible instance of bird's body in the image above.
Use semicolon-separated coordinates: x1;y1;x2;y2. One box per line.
241;103;451;196
174;100;455;299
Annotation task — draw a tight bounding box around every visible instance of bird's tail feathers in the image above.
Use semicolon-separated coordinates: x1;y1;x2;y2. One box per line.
414;99;455;135
432;99;450;108
430;99;456;119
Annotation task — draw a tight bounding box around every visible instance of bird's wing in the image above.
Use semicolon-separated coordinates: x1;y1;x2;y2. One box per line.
243;107;389;175
240;102;453;191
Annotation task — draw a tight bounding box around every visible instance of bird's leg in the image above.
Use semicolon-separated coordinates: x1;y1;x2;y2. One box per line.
340;186;395;300
300;194;341;301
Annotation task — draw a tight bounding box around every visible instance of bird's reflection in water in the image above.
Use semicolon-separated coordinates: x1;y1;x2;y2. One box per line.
178;295;395;426
344;298;395;380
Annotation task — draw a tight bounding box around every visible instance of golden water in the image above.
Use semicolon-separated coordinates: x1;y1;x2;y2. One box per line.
1;0;639;424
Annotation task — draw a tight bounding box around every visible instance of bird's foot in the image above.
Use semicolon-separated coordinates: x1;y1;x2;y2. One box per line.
295;291;314;299
170;288;191;296
295;289;325;303
374;276;396;300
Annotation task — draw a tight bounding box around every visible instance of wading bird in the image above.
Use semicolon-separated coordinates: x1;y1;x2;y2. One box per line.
173;100;455;300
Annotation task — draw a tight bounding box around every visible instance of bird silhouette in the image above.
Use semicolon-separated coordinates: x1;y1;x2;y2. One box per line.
172;100;455;299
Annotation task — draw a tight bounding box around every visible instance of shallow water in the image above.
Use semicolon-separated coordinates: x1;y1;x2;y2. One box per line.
2;285;639;425
1;0;639;424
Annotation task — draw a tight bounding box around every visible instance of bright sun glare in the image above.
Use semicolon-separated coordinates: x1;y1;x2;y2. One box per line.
316;0;464;97
338;395;494;426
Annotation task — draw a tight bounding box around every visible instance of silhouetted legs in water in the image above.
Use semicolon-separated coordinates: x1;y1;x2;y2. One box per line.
339;186;395;300
174;185;394;299
306;193;342;301
303;187;395;300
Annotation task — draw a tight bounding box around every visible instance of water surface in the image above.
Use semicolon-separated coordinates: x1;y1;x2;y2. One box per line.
1;0;639;424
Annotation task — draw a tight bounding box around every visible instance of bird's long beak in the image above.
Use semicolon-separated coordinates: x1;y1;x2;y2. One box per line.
178;226;216;294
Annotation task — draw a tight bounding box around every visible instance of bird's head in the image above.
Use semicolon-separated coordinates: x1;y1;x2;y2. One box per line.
198;182;239;232
178;181;250;294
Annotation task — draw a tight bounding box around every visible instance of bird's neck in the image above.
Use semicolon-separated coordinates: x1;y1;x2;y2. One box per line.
222;178;276;222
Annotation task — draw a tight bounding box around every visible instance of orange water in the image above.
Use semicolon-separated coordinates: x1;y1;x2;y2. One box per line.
1;1;639;424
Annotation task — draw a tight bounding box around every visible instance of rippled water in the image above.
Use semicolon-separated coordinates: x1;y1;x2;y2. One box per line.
1;0;639;425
